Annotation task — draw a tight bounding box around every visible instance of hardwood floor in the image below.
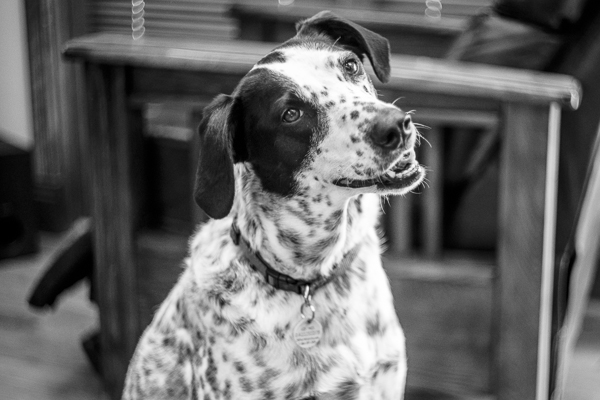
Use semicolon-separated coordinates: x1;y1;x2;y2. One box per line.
563;300;600;400
0;233;107;400
0;232;598;400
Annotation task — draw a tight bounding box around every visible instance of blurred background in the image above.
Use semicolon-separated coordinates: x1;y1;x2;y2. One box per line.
1;0;599;399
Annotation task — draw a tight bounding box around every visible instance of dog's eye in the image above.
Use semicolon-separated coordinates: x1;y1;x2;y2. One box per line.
282;108;303;123
343;59;360;76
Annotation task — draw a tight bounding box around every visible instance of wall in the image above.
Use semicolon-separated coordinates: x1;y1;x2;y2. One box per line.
0;0;34;150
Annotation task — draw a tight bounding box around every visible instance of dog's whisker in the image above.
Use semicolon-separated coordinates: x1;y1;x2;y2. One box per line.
391;97;404;106
417;131;433;148
413;123;431;130
330;37;341;50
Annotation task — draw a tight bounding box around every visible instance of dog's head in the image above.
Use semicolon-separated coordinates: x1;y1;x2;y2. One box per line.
195;11;426;219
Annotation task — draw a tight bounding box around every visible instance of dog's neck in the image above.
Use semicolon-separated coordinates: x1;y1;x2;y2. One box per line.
232;165;380;281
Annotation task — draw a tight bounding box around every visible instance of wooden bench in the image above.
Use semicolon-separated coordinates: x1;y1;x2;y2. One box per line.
63;33;579;400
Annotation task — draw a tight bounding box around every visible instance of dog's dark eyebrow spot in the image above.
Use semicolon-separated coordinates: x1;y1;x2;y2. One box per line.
256;51;287;65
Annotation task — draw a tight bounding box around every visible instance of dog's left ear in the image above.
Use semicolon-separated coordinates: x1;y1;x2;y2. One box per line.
194;94;242;219
295;10;391;83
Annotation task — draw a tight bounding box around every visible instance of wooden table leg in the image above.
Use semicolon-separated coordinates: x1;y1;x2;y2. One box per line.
422;125;444;258
496;103;559;400
85;63;139;399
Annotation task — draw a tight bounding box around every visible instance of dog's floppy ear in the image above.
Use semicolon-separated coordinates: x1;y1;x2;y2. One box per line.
295;10;391;83
194;94;241;219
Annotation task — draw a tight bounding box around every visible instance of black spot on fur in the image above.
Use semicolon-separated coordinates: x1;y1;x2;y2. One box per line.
350;110;360;120
238;69;319;197
356;150;364;156
206;348;219;393
230;317;252;336
251;333;268;353
315;236;337;254
234;361;246;374
380;359;397;373
223;380;233;400
325;210;343;231
334;269;352;296
162;336;176;347
263;390;276;400
254;353;268;368
240;376;254;393
366;313;383;336
212;312;226;326
336;380;360;400
274;325;286;340
277;229;303;249
363;104;376;113
355;195;363;213
350;135;360;143
284;384;298;399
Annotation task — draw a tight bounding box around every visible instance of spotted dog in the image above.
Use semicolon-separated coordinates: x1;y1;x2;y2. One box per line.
123;11;425;400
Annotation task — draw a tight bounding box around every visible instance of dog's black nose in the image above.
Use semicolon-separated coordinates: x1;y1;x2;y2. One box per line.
368;109;412;151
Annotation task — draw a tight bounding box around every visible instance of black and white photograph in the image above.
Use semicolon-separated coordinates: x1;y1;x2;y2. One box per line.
1;0;599;399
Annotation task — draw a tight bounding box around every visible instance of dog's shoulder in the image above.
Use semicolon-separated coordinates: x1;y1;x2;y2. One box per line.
122;267;205;399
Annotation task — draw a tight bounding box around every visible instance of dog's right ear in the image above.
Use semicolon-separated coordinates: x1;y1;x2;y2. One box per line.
295;10;391;83
194;94;240;219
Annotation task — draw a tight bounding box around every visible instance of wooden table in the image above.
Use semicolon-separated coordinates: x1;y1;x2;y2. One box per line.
64;33;579;400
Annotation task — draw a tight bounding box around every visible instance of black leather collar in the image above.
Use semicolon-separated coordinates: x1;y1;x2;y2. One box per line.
230;223;360;295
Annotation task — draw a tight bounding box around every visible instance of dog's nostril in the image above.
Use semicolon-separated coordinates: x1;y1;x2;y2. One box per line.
379;128;401;149
402;115;412;134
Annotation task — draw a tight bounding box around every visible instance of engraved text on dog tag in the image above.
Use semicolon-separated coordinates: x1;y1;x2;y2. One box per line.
293;319;323;348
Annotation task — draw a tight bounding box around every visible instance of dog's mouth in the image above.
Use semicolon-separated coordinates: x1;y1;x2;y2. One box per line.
333;160;425;190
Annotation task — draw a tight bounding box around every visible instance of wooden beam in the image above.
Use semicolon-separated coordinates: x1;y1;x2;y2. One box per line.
84;63;138;399
421;125;444;257
62;34;580;109
24;0;89;230
495;103;554;400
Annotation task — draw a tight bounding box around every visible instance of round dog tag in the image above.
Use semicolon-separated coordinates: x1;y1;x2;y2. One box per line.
293;319;323;348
